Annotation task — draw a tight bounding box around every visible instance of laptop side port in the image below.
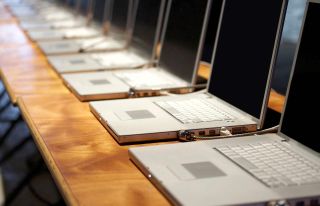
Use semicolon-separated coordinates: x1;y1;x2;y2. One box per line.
198;131;205;136
232;127;244;134
310;199;319;206
295;201;305;206
209;130;216;136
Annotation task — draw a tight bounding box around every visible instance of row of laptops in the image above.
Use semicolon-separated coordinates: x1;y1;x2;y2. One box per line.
17;0;108;41
12;0;205;91
6;0;320;205
11;0;218;100
10;0;284;142
10;0;89;31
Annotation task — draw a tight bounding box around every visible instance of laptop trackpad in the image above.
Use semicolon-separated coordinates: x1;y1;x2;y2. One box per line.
69;59;86;64
56;43;70;48
114;110;156;121
168;161;226;181
90;79;110;85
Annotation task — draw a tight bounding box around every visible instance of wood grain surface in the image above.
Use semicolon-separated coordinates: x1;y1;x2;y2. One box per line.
18;94;170;206
0;22;70;103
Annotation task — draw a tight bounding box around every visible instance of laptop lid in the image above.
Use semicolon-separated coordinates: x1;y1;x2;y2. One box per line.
158;0;220;85
108;0;132;39
92;0;109;25
79;0;90;15
207;0;287;128
67;0;76;7
279;0;320;154
129;0;166;62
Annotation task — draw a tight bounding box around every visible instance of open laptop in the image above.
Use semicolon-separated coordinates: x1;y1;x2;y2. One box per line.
37;0;130;55
89;0;287;144
14;0;75;23
62;0;219;101
25;0;102;41
20;0;89;31
47;0;164;74
129;1;320;204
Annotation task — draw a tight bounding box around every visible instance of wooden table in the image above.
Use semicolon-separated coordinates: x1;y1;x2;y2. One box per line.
0;22;70;104
0;4;285;205
17;94;169;205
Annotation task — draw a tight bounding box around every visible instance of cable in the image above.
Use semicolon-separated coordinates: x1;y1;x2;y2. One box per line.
178;125;279;142
78;38;108;52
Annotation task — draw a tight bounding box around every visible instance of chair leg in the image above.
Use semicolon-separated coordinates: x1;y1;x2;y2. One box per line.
0;115;22;146
0;89;6;100
4;157;43;206
0;136;32;165
0;100;10;114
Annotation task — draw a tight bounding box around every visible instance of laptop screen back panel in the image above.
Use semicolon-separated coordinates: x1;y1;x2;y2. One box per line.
280;1;320;154
208;0;287;126
159;0;220;84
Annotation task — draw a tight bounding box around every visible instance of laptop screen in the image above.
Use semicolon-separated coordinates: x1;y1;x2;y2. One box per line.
109;0;131;35
208;0;285;120
67;0;76;6
280;1;320;153
79;0;89;15
130;0;165;59
93;0;107;23
159;0;217;83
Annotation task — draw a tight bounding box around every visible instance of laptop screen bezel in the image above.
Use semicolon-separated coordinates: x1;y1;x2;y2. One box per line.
278;0;320;155
205;0;288;129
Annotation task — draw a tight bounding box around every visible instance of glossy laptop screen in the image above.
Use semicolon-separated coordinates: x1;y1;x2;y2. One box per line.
130;0;164;59
79;0;89;15
281;1;320;153
109;0;130;35
159;0;219;83
67;0;76;6
93;0;107;23
208;0;285;120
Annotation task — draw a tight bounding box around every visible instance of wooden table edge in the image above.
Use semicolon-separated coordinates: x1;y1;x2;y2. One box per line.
17;96;78;206
0;68;17;104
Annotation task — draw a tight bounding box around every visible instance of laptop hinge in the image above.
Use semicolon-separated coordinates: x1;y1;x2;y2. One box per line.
128;84;207;98
178;125;279;142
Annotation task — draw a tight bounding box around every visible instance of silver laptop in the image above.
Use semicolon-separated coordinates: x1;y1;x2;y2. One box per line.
47;0;163;74
129;2;320;204
37;0;130;55
89;0;287;144
61;0;216;101
14;1;75;23
20;0;88;31
25;0;103;41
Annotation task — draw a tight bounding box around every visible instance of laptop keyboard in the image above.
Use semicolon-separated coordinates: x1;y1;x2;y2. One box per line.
216;142;320;188
156;98;235;124
91;53;146;67
116;70;178;88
